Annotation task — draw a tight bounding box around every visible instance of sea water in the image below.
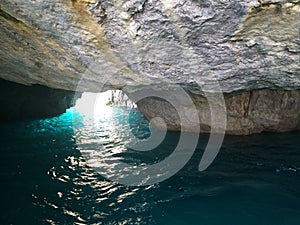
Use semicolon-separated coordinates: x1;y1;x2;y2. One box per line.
0;105;300;225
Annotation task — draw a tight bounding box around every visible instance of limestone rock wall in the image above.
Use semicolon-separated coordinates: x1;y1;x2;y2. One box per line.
0;0;299;92
137;89;300;135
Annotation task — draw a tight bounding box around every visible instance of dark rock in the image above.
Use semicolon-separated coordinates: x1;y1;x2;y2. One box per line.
0;78;78;121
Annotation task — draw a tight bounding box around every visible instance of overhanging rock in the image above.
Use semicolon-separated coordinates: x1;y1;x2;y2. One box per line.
0;0;299;92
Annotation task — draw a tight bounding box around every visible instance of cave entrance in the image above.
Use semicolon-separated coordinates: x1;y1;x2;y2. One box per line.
72;90;151;141
73;90;137;120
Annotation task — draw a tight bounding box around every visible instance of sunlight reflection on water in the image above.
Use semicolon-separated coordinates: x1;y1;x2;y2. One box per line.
1;91;300;225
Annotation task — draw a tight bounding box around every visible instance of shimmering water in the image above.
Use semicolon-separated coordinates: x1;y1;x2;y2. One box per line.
1;104;300;224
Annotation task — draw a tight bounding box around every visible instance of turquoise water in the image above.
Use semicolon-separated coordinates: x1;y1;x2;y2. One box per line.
0;107;300;225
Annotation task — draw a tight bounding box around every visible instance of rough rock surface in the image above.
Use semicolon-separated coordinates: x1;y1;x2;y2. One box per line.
0;0;299;92
0;78;77;121
137;89;300;135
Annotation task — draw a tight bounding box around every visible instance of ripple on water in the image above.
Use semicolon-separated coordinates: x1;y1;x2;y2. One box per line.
0;106;300;224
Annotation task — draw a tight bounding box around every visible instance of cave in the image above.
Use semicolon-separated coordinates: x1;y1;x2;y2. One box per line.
0;0;299;224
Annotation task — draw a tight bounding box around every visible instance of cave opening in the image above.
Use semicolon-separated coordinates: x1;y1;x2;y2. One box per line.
72;90;151;140
73;90;137;121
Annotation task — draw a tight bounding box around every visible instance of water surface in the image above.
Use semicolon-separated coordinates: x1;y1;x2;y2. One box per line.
0;106;300;225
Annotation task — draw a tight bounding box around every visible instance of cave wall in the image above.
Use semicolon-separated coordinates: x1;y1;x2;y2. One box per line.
137;89;300;135
0;79;77;121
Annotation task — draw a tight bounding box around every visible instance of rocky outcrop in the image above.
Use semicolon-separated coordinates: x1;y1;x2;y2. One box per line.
0;0;299;92
137;89;300;135
0;79;78;121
